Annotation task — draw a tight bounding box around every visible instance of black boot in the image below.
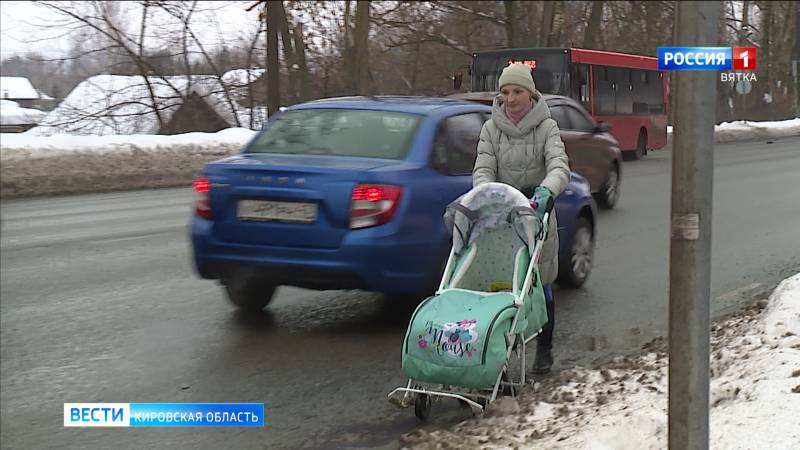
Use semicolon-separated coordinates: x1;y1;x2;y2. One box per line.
532;300;555;374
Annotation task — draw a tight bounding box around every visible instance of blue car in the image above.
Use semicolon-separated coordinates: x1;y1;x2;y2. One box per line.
191;96;597;311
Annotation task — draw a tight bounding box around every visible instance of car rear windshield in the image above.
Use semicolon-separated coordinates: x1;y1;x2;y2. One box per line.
247;109;422;160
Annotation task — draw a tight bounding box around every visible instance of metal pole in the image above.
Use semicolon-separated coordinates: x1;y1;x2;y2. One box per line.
669;2;720;450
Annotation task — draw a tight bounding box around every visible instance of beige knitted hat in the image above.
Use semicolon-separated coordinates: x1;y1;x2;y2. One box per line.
498;63;536;93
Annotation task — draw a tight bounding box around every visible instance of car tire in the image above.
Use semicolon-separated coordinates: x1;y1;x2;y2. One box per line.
557;216;594;289
224;274;276;312
594;163;620;209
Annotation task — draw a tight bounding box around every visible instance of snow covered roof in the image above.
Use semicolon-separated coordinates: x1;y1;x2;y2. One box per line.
221;68;265;87
0;77;40;100
31;74;265;136
0;99;46;125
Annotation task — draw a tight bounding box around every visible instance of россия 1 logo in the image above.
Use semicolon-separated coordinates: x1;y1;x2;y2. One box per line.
658;47;732;71
658;46;757;87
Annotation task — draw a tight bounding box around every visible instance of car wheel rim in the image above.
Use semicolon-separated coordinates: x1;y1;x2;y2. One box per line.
605;169;618;203
570;227;594;280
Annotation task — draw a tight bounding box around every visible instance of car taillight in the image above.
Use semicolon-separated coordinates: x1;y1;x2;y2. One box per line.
350;184;401;229
193;176;212;219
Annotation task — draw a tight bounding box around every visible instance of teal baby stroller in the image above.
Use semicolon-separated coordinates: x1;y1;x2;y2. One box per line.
388;182;552;419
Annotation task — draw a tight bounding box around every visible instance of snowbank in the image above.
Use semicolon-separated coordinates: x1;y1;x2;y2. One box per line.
0;99;46;126
0;128;256;198
1;117;798;199
667;117;800;143
399;273;800;449
1;127;255;159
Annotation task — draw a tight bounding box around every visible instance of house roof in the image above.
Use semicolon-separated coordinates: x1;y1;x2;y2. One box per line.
0;77;40;100
221;69;265;87
32;74;265;136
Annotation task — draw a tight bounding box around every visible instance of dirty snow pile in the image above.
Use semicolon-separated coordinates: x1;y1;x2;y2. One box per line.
0;128;257;198
667;117;800;143
400;273;800;450
0;127;256;160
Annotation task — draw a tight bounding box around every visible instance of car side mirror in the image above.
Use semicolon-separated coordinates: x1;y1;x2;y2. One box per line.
453;71;463;90
594;121;611;133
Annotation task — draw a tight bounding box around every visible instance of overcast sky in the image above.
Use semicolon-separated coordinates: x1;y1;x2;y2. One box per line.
0;1;262;60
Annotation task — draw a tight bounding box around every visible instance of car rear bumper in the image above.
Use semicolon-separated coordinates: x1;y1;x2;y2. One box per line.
191;218;447;295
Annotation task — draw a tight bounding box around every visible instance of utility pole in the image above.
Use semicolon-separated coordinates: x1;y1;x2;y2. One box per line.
669;2;720;450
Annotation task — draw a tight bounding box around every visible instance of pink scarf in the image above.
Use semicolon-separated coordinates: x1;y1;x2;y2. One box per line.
505;101;534;126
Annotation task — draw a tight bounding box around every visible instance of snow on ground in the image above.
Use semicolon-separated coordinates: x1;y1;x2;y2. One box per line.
667;117;800;143
0;128;256;198
0;99;46;126
0;117;798;198
399;273;800;450
0;127;255;160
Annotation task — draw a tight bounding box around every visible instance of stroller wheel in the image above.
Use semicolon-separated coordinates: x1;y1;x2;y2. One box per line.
414;394;432;421
501;371;516;397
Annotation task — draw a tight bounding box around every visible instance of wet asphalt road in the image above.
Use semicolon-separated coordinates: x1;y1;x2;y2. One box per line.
1;136;799;449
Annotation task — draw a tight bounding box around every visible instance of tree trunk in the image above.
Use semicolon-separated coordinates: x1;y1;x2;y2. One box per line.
504;1;517;47
293;23;311;102
136;3;165;131
547;1;563;47
343;0;354;93
734;0;750;119
760;0;773;118
354;0;370;95
583;1;603;49
266;1;281;117
275;1;297;104
540;1;554;47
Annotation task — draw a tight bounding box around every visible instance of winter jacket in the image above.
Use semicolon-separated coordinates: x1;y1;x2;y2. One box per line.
472;91;571;284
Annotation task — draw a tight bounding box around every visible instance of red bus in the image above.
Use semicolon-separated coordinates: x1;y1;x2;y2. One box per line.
457;47;668;159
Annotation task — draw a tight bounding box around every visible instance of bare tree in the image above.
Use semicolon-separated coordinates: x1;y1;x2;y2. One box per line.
583;1;604;49
504;1;517;47
354;0;371;94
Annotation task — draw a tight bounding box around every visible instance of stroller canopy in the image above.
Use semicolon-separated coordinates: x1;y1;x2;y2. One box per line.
444;182;540;256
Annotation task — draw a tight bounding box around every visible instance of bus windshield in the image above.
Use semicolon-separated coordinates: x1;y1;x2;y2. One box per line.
471;49;569;94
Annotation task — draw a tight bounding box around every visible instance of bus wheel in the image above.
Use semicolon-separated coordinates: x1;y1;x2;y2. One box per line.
635;129;648;159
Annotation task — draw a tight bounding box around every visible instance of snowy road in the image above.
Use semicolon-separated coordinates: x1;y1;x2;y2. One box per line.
1;136;799;449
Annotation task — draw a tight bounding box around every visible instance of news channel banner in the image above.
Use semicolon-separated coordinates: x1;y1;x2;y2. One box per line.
64;403;264;427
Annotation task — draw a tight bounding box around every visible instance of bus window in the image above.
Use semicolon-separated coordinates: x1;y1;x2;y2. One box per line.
647;71;665;114
593;66;615;116
632;70;649;115
611;68;632;115
471;50;569;94
571;64;590;111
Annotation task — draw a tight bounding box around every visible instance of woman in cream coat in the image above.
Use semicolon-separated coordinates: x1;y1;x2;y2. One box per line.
472;63;570;374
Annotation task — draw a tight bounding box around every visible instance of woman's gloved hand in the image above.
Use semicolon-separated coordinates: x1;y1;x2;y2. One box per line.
530;186;554;221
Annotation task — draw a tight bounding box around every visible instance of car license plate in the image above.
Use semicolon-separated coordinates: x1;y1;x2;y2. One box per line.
237;200;317;223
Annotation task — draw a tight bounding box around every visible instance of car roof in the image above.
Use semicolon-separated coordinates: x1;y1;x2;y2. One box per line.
447;91;575;105
288;95;483;115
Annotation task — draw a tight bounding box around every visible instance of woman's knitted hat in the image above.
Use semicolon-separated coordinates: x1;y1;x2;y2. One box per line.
498;63;536;93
